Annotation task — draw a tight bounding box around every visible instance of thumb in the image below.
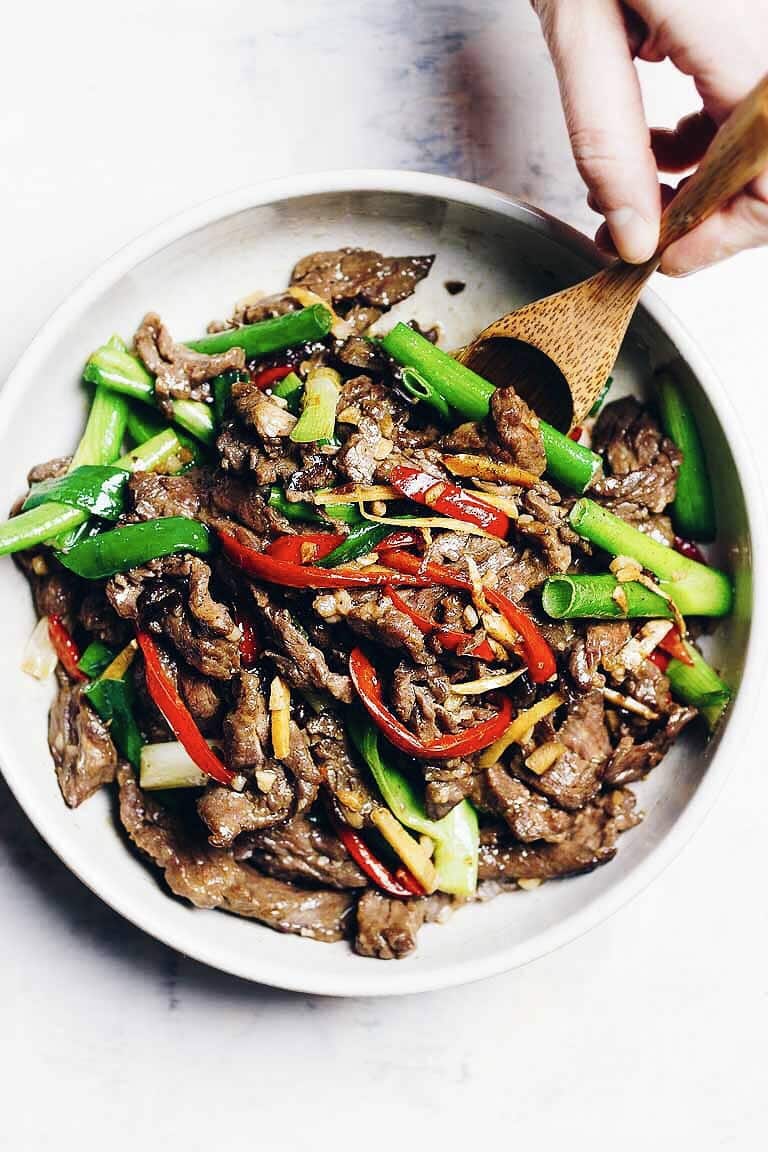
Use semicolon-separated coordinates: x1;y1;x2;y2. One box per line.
535;0;660;262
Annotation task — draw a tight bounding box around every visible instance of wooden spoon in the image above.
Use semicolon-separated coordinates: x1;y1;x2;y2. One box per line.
462;73;768;430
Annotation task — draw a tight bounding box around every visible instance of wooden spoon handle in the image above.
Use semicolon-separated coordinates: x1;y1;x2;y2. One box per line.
657;72;768;252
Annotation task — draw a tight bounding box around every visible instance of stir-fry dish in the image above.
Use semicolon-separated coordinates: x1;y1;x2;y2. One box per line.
2;248;733;959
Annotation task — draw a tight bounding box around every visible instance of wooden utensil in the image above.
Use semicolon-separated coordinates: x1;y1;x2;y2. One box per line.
462;73;768;430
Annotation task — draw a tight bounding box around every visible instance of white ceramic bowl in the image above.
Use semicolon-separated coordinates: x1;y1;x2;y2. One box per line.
0;171;762;996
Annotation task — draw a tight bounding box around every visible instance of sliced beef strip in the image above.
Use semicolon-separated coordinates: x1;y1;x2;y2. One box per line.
231;291;301;326
590;396;681;514
77;587;130;646
178;669;222;731
216;419;298;483
48;673;117;808
485;763;574;843
390;662;485;743
604;704;697;786
108;556;241;680
223;670;269;770
198;771;294;846
478;789;640;882
422;758;480;820
344;304;382;334
354;890;427;960
232;378;297;440
336;334;386;373
27;456;71;484
518;689;611;810
207;472;274;535
251;588;352;703
336;590;432;665
290;248;434;309
336;375;408;484
304;713;377;817
117;765;354;941
127;469;208;522
490;385;547;475
515;487;586;572
134;312;245;415
285;448;338;495
568;622;632;692
15;549;81;623
242;814;368;889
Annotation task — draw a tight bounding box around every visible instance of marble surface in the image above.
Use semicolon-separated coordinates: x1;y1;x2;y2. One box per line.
1;2;766;1148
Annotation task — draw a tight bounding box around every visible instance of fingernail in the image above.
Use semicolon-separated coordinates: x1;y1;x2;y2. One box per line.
604;208;658;263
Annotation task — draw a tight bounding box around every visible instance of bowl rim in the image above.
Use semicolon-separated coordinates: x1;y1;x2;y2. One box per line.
0;168;764;997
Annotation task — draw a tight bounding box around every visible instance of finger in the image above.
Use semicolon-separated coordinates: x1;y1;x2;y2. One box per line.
535;0;660;262
650;110;717;173
594;183;676;252
660;172;768;275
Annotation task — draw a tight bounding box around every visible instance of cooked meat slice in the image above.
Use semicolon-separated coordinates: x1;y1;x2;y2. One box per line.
77;588;129;646
354;890;426;959
485;764;574;842
335;375;407;483
490;385;547;475
285;448;338;494
223;671;269;770
198;771;294;846
118;765;354;941
108;556;241;680
516;487;586;572
305;713;376;816
569;622;632;691
478;789;640;882
134;312;245;414
519;689;610;810
232;378;297;439
344;304;382;334
422;758;478;819
231;291;301;325
337;591;431;664
48;674;117;808
128;469;207;522
290;248;434;308
243;814;368;889
590;397;681;513
336;334;385;372
252;590;352;702
15;550;80;622
207;472;273;534
390;662;470;743
178;669;222;730
284;721;323;813
621;659;674;714
27;456;71;484
605;704;697;786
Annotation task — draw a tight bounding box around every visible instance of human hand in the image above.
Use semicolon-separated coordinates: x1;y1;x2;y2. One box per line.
532;0;768;273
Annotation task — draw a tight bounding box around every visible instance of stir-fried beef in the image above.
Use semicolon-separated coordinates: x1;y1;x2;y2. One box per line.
118;765;354;941
290;248;434;309
223;671;269;770
590;397;681;514
485;764;574;843
490;385;547;475
251;588;353;702
243;814;368;889
134;312;245;415
519;690;610;810
13;248;715;960
569;622;632;691
48;673;117;808
478;789;640;882
108;556;241;680
27;456;71;484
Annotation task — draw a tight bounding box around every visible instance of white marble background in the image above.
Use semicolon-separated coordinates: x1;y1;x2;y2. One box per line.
1;2;766;1148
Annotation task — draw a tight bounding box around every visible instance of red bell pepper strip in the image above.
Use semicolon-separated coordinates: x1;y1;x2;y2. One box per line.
231;604;260;667
48;614;87;682
329;808;420;898
349;646;513;760
649;649;670;671
137;631;234;786
657;625;695;666
266;532;345;565
673;535;706;564
386;586;497;662
252;364;293;390
388;465;510;539
379;551;556;683
218;530;433;589
376;529;424;552
568;426;583;442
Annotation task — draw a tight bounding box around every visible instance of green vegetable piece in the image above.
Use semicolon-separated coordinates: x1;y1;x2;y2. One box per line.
211;368;250;427
656;371;716;542
398;366;452;421
23;465;128;521
589;377;612;418
315;521;392;567
85;676;143;767
569;498;732;616
538;421;602;493
290;366;340;443
77;641;116;679
348;712;479;897
57;517;211;579
126;404;204;465
184;305;332;358
542;573;674;619
271;370;304;414
380;322;493;422
666;640;731;732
